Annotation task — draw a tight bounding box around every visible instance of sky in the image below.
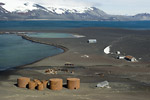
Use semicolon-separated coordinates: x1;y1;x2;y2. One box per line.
1;0;150;15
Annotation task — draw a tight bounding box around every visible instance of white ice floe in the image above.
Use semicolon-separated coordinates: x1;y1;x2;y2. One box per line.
104;45;111;54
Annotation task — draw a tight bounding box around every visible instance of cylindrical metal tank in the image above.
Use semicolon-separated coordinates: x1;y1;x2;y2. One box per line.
17;77;30;88
28;81;36;90
49;78;63;90
37;83;44;91
41;80;48;88
67;78;80;90
33;79;41;86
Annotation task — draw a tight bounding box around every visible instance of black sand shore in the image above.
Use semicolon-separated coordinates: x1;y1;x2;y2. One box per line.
0;27;150;100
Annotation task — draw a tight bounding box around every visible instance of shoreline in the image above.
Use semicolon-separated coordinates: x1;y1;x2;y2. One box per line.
0;27;150;71
0;32;69;71
1;27;150;70
15;33;69;69
19;28;150;67
0;27;150;100
17;33;69;52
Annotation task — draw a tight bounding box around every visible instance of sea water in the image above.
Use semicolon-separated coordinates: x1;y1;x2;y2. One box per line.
0;34;63;70
0;21;150;30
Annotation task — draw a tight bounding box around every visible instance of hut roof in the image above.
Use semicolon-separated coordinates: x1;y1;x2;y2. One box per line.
125;56;133;59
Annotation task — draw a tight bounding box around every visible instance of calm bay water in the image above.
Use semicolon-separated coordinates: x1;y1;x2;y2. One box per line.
0;34;63;70
0;21;150;30
0;21;150;70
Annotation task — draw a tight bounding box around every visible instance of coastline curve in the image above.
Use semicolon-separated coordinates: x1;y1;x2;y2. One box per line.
17;33;69;52
12;33;69;69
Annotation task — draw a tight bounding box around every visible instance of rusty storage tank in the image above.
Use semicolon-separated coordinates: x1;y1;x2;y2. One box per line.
41;80;48;88
28;81;36;90
17;77;30;88
49;78;63;90
34;79;41;85
37;83;44;91
67;78;80;90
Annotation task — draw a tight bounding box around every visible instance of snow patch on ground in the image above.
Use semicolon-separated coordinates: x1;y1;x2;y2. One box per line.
104;45;111;54
47;7;93;14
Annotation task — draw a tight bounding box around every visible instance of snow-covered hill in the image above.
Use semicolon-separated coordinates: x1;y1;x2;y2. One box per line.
0;0;150;21
0;0;94;14
1;0;36;12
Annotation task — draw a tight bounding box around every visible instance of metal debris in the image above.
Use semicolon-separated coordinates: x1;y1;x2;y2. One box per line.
96;81;111;88
45;69;57;74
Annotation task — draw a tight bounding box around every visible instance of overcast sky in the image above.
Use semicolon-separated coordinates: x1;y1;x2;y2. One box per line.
1;0;150;15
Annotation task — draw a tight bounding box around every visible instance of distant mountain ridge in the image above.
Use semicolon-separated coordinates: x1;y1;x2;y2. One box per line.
0;1;150;21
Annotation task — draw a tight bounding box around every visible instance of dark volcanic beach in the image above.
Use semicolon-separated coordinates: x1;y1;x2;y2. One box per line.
0;27;150;100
